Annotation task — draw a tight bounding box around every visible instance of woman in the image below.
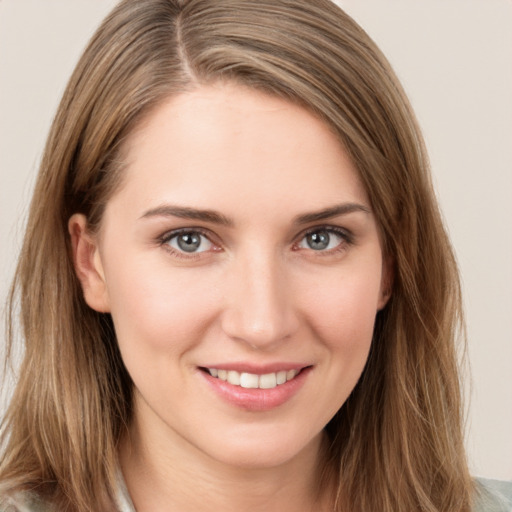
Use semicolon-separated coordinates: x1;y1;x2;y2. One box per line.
0;0;510;511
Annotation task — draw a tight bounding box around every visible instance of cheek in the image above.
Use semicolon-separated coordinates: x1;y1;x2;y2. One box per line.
103;254;220;355
299;266;382;350
289;268;382;424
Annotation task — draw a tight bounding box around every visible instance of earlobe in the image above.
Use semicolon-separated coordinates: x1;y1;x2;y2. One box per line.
68;214;110;313
378;287;392;311
377;257;394;311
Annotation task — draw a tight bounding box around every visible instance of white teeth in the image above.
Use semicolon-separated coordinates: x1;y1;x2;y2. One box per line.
287;369;298;380
276;370;287;385
227;370;240;386
206;367;301;389
259;373;277;389
240;372;259;389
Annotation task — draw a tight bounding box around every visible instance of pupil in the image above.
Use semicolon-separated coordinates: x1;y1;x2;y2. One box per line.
307;231;329;250
177;233;201;252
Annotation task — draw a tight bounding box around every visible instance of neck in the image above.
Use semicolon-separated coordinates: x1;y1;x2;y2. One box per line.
119;399;333;512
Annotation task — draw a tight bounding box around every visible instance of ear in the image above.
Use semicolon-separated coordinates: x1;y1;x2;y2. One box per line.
68;214;110;313
377;256;394;311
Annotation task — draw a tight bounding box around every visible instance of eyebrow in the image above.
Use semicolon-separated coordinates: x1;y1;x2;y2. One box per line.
292;203;371;224
140;205;234;226
139;202;370;226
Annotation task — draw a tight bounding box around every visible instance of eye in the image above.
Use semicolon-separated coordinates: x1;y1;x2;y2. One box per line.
297;228;346;251
165;230;213;253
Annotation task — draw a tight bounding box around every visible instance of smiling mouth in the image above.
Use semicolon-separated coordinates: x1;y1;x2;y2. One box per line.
201;367;306;390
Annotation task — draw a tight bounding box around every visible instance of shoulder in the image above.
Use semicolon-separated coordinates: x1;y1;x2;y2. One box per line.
474;478;512;512
0;491;52;512
0;472;132;512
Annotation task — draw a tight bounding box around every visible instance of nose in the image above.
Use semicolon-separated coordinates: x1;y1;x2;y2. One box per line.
220;249;299;350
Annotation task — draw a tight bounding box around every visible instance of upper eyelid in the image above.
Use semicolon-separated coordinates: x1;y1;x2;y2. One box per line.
160;226;214;242
302;225;349;234
296;224;352;240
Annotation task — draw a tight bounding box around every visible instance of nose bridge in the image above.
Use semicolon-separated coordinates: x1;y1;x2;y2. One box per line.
221;245;297;349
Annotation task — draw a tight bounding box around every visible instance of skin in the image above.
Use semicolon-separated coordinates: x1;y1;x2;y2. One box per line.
70;82;390;512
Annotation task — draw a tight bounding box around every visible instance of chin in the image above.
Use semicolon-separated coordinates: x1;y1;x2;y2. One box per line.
200;427;324;471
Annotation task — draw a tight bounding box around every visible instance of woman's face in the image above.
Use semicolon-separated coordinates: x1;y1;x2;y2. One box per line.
74;83;389;469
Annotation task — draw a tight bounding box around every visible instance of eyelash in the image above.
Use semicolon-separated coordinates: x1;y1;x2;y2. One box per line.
158;225;354;259
159;227;218;260
294;226;353;256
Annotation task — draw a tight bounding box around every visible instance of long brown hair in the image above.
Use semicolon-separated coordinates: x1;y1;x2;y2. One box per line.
1;0;472;510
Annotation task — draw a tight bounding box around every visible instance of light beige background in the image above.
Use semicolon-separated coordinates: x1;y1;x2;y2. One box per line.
1;0;511;480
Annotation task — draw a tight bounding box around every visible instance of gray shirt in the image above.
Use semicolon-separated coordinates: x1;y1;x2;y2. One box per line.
1;477;511;511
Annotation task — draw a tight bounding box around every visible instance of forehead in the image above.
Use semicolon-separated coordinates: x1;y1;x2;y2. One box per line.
109;83;369;221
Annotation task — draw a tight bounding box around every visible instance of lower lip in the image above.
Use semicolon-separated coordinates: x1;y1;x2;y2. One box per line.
199;367;311;412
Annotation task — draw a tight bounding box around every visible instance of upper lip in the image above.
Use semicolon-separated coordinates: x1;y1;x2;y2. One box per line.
198;362;311;374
